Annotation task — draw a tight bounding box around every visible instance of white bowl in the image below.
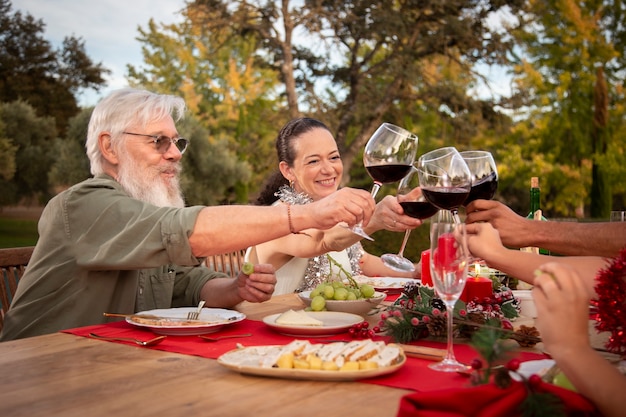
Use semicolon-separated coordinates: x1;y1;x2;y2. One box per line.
297;290;386;316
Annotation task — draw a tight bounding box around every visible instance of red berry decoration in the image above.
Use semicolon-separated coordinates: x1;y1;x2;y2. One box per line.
506;358;520;371
528;374;543;388
470;358;483;370
500;319;514;331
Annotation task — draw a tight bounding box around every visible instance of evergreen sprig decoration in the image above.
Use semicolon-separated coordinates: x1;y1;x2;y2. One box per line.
593;247;626;356
380;282;540;347
469;326;566;417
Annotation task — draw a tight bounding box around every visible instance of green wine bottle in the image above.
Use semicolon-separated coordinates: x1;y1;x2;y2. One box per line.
525;177;549;255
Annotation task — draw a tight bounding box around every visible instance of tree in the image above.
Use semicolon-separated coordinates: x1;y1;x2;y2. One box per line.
0;0;110;136
506;0;626;217
128;14;281;201
0;100;56;205
128;0;524;203
48;108;92;191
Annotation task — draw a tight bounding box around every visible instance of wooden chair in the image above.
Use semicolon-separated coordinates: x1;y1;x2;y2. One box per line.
204;250;247;277
0;246;34;333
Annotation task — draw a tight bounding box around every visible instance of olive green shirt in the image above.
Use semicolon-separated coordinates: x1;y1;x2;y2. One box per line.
0;175;226;341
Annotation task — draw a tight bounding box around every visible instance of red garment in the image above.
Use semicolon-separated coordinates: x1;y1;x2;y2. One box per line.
397;379;599;417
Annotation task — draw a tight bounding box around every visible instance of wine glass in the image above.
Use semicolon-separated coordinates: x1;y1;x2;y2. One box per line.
428;209;470;372
460;150;498;205
416;147;471;224
381;167;438;272
348;123;419;241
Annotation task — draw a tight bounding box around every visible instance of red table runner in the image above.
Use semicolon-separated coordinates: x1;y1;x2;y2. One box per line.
63;318;547;393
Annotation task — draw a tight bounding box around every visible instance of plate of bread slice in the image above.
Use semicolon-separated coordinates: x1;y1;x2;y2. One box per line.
217;339;406;381
263;309;364;337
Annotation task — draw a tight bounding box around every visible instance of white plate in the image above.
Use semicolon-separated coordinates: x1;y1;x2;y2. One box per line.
354;276;420;294
126;307;246;336
218;344;406;381
263;311;364;337
510;359;556;381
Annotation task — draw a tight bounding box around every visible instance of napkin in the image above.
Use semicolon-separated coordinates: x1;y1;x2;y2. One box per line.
397;379;599;417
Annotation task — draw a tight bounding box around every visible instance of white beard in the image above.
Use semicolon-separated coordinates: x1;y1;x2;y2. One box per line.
116;154;185;208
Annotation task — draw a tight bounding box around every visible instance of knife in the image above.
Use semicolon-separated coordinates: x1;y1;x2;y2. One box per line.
397;344;446;361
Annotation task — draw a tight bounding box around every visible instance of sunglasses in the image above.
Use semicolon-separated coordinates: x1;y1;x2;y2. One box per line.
123;132;189;154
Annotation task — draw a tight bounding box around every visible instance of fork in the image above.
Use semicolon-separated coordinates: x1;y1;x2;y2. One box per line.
187;300;206;320
89;333;167;347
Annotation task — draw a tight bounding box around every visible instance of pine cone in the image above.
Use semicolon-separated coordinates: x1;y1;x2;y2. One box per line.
512;324;541;347
467;312;487;325
430;298;446;311
426;315;448;338
404;282;421;298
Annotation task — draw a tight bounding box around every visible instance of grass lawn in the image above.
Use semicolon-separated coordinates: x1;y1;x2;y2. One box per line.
0;218;39;248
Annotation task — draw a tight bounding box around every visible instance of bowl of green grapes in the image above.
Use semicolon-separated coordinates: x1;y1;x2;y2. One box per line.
298;280;386;316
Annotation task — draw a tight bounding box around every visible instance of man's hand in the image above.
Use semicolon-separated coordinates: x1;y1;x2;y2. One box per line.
235;263;276;302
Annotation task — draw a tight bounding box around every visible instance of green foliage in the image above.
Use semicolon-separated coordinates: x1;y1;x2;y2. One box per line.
0;0;109;135
0;101;56;205
506;0;626;217
48;108;92;188
179;117;252;205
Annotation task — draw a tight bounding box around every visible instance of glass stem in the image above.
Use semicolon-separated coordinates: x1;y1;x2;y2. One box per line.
444;304;457;362
370;182;381;199
397;230;411;257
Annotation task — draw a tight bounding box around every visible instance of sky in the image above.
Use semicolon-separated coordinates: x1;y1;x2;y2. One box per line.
11;0;187;106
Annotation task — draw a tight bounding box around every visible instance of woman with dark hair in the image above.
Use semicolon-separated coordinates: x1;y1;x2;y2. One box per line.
247;117;423;295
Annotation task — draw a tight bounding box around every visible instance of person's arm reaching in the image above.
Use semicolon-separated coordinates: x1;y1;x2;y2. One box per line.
189;187;375;256
466;199;626;257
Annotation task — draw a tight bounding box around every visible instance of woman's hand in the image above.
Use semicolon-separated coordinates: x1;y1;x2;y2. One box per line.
532;262;591;355
366;194;422;233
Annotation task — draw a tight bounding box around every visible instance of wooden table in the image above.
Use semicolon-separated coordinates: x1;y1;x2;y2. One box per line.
0;295;412;417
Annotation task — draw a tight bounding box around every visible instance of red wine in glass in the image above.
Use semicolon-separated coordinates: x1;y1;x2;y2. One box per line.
421;187;470;211
381;166;436;273
366;164;412;184
348;123;419;241
399;201;439;220
463;172;498;205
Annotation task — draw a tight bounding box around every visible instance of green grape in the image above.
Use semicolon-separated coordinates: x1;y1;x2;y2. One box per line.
323;284;335;299
332;280;344;289
553;372;577;392
310;287;321;298
360;284;375;298
310;295;326;311
346;291;357;300
333;287;349;300
242;262;254;275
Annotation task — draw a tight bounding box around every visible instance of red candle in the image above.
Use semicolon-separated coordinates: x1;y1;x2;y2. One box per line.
435;232;456;269
421;250;432;286
460;276;493;303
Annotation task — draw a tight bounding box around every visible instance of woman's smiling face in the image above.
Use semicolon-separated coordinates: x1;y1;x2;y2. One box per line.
280;127;343;201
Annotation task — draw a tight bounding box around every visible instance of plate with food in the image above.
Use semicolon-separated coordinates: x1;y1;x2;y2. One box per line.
126;307;246;336
218;339;406;381
263;310;364;337
353;276;420;294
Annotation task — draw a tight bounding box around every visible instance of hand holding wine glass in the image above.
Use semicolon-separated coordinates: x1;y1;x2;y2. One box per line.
381;167;438;272
460;150;498;205
348;123;419;240
428;209;471;372
417;147;471;224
